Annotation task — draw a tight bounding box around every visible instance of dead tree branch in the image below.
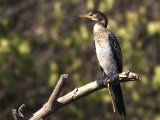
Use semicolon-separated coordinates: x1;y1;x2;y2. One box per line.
53;71;140;112
13;71;139;120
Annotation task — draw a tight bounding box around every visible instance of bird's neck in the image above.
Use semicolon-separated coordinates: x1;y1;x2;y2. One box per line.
93;23;106;33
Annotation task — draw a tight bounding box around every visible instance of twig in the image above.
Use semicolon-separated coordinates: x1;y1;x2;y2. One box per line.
18;104;25;118
28;71;139;120
48;74;68;105
12;109;18;120
12;104;25;120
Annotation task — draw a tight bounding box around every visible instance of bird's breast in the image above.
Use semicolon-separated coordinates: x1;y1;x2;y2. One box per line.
94;34;117;76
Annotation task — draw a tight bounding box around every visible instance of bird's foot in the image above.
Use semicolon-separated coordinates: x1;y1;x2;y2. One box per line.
101;75;109;86
97;72;119;86
97;75;109;87
110;71;119;85
102;75;110;86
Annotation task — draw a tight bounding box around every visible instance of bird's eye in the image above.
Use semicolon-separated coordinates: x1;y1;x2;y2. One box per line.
99;16;104;21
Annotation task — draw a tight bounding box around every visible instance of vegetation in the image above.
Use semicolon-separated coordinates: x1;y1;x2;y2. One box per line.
0;0;160;119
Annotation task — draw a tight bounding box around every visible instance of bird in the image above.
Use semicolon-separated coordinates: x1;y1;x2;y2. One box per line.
79;11;126;116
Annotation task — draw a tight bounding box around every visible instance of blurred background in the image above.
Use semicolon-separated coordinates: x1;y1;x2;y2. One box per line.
0;0;160;120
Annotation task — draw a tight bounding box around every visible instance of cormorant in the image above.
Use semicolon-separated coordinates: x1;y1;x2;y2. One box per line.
79;11;126;116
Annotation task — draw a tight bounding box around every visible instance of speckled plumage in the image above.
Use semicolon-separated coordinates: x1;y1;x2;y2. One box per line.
94;23;117;76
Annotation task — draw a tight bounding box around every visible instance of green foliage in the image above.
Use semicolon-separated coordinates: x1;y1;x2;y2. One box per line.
153;66;160;88
0;38;10;53
147;22;160;35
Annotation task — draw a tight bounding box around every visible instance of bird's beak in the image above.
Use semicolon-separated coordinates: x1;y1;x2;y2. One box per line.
79;14;92;19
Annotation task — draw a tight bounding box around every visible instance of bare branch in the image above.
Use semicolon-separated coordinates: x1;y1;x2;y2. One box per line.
54;71;140;111
18;104;25;118
48;74;68;105
28;71;139;120
29;74;68;120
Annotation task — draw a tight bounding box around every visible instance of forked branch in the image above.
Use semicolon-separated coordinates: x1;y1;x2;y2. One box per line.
13;71;140;120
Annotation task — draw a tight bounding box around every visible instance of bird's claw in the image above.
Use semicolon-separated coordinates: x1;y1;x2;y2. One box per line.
97;76;109;87
98;71;120;86
102;76;110;85
110;72;119;85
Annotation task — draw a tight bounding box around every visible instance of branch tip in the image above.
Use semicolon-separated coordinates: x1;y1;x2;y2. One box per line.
61;74;68;79
18;104;25;117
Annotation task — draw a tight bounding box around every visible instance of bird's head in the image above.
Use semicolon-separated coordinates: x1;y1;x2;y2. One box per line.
79;11;108;27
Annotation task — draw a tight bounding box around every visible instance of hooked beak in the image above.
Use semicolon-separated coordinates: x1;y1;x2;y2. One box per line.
79;14;92;19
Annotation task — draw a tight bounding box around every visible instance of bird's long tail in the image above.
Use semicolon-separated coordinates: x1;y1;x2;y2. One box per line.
111;80;126;116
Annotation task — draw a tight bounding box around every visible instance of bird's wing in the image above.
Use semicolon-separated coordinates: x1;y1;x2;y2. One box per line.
108;33;123;73
108;33;126;116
